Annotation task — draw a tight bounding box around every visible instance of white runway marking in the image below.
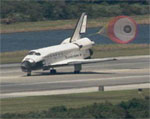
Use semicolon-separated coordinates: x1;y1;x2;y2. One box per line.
2;75;149;87
0;87;99;99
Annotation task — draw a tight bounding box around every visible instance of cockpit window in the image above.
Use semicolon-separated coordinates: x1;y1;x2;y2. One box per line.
28;51;41;56
28;51;35;55
35;52;41;56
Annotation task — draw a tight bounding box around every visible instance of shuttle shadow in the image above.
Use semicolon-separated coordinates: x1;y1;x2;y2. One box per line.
30;71;115;76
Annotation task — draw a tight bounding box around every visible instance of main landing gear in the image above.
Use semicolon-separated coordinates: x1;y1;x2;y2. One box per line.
50;68;57;74
74;64;82;74
27;71;31;76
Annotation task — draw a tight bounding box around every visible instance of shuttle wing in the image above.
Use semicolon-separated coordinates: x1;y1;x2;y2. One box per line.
51;58;116;67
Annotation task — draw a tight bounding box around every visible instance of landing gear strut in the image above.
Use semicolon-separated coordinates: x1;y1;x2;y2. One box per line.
50;68;57;74
27;71;31;76
74;64;82;74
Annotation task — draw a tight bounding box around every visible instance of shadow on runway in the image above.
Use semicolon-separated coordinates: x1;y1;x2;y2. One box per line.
23;71;115;77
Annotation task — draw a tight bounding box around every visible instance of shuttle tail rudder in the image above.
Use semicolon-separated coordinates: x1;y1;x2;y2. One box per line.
70;13;87;43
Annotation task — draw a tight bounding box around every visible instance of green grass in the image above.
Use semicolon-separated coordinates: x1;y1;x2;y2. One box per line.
0;44;149;64
92;44;150;58
0;50;28;64
1;15;149;33
1;89;149;114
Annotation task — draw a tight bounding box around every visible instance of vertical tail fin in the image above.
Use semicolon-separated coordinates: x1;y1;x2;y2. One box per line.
70;13;87;43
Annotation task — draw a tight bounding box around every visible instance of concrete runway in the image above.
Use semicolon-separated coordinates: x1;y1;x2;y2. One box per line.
0;55;149;98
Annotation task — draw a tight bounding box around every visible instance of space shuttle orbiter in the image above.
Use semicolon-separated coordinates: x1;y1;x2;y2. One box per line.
21;13;116;76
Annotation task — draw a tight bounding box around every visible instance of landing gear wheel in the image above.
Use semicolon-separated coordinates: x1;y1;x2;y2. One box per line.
74;71;80;74
74;64;82;74
27;72;31;76
50;69;56;74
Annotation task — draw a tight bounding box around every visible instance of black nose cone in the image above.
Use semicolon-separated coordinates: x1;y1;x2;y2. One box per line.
21;61;32;72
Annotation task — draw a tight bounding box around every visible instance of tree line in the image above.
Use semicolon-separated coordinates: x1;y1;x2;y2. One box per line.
0;0;149;24
1;97;150;119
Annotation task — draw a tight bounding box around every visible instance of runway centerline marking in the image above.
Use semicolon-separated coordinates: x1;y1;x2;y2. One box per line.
1;75;149;87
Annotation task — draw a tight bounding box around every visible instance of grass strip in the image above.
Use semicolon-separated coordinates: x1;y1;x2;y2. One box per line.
0;44;149;64
0;89;149;114
1;15;149;33
92;44;150;58
0;50;28;64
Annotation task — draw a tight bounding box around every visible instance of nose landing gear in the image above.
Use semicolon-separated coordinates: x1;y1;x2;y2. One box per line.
21;61;32;76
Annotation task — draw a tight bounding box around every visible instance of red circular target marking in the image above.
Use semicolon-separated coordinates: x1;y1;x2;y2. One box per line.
108;16;137;44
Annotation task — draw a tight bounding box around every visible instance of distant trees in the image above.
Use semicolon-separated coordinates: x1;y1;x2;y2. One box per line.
0;0;149;24
1;97;150;119
119;98;150;118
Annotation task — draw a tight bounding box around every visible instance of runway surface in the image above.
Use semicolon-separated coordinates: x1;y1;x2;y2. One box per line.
0;55;149;97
